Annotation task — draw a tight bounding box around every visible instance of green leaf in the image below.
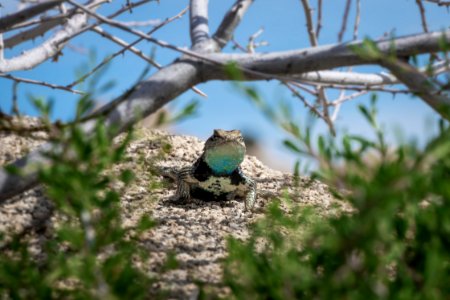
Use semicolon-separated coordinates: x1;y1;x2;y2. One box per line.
349;38;382;60
283;139;303;153
120;170;135;184
224;61;243;80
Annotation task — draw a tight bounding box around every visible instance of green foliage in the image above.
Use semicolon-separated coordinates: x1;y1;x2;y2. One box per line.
0;100;154;299
153;99;200;127
224;97;450;299
349;38;383;61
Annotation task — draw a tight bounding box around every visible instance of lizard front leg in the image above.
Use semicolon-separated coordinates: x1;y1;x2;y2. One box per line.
175;167;196;202
242;174;257;211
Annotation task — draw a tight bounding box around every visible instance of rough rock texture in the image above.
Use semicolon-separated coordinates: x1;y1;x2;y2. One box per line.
0;119;52;249
0;120;343;299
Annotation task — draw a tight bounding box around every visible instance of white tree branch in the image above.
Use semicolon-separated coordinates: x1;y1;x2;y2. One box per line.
423;0;450;6
0;30;3;62
0;29;449;202
205;30;450;79
0;11;89;72
0;73;84;94
0;59;201;202
300;0;319;46
338;0;352;42
0;0;64;32
381;59;450;120
4;18;65;49
213;0;254;49
3;0;109;49
1;0;150;69
190;0;211;50
292;70;397;86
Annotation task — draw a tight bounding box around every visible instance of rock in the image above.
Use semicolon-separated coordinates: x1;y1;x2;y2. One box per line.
0;122;343;299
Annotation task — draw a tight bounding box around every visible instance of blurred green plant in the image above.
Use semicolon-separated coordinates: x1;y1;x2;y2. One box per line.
0;97;157;299
223;89;450;299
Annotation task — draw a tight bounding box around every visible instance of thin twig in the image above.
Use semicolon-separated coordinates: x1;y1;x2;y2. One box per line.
300;0;318;46
11;82;20;116
285;81;336;137
333;0;360;121
66;0;214;62
300;0;334;132
331;89;346;121
3;0;107;33
316;0;323;38
331;90;368;106
86;6;206;97
381;58;450;120
288;81;318;96
338;0;352;42
303;82;424;94
283;81;326;119
66;0;450;92
118;19;161;27
247;27;265;53
318;86;335;135
3;0;138;49
0;31;3;62
231;37;248;52
0;73;85;94
423;0;450;7
0;0;64;32
1;0;155;71
353;0;361;40
416;0;429;33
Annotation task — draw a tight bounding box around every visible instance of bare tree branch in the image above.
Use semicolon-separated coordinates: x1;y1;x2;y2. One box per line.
291;60;449;86
0;29;449;202
0;0;64;32
11;81;20;116
190;0;211;50
416;0;429;33
206;30;450;79
213;0;254;49
0;11;89;72
118;19;161;27
300;0;318;46
333;90;368;108
247;28;266;53
292;70;397;86
423;0;450;6
4;18;65;49
316;0;323;38
0;29;3;62
3;0;110;49
87;8;206;97
0;0;121;73
66;0;217;62
0;59;201;202
0;73;85;94
338;0;352;42
353;0;361;40
381;59;450;119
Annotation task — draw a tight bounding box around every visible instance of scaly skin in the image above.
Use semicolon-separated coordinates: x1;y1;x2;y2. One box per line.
174;129;257;211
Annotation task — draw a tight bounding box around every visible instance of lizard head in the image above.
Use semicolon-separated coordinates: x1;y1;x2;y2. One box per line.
203;129;246;175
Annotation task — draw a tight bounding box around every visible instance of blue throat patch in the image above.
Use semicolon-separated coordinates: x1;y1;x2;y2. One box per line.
204;144;245;175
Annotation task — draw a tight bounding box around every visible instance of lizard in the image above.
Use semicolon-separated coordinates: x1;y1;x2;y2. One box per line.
160;129;257;211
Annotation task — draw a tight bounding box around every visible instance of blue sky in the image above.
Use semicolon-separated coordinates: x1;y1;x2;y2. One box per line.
1;0;449;170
